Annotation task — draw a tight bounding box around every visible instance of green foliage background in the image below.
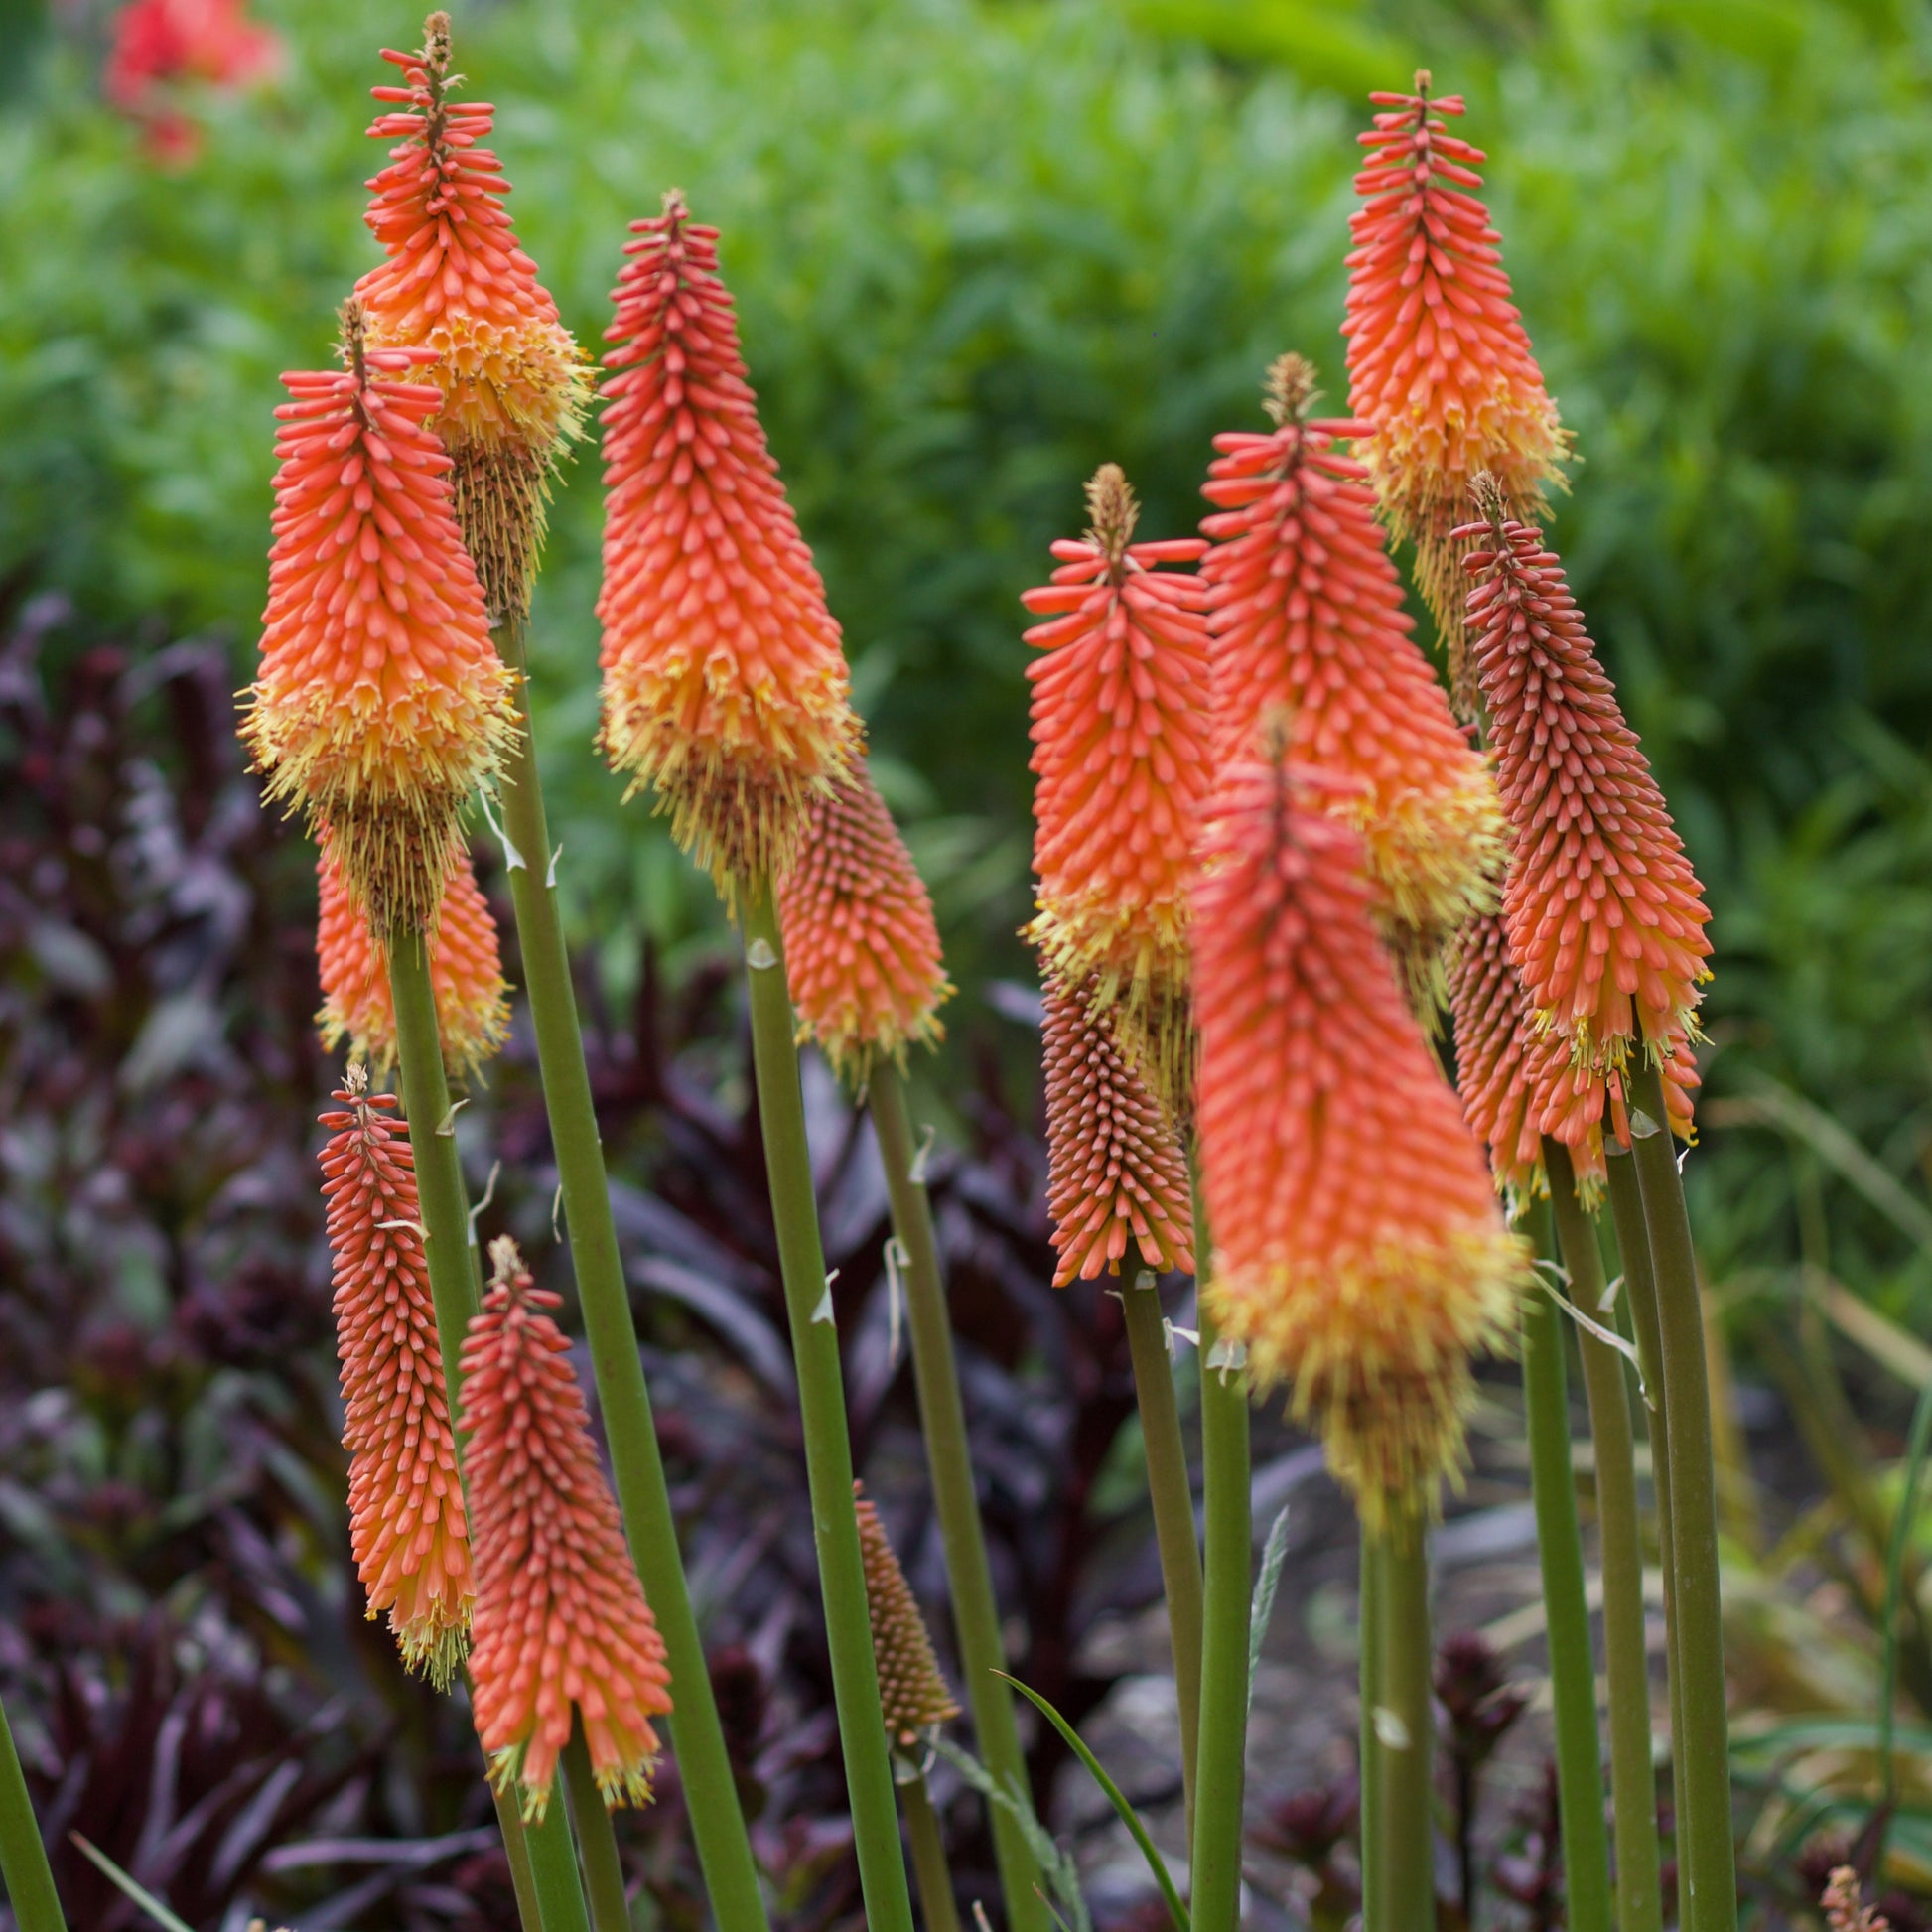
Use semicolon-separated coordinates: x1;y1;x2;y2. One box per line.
6;0;1932;1324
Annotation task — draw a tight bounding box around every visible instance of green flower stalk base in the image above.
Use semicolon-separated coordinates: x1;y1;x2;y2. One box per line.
1369;1505;1434;1932
901;1776;965;1932
1358;1521;1384;1932
868;1065;1048;1932
489;1782;544;1932
523;1805;594;1932
743;882;916;1932
0;1691;65;1932
563;1727;630;1932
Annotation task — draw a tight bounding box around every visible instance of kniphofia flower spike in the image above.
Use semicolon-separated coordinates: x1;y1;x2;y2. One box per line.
244;300;516;935
461;1238;673;1819
1193;752;1529;1520
317;837;510;1080
853;1483;961;1752
1041;972;1195;1286
1200;353;1502;997
1457;478;1713;1073
775;758;952;1085
319;1067;472;1684
355;11;588;620
1024;464;1211;1101
598;191;857;897
1343;74;1568;691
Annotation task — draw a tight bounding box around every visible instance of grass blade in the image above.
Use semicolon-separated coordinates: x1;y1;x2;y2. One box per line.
1877;1375;1932;1857
69;1836;195;1932
1247;1505;1291;1715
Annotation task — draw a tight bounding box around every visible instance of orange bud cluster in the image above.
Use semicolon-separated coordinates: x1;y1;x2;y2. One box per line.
1343;76;1567;677
243;303;515;935
1024;465;1211;1098
598;192;856;895
317;839;510;1080
355;12;587;618
775;759;951;1085
853;1483;960;1751
461;1239;672;1818
1200;353;1503;996
1041;974;1194;1287
1458;488;1712;1072
1193;755;1528;1518
319;1070;472;1685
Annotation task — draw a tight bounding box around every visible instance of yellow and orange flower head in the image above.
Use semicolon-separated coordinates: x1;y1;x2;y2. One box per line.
1040;971;1195;1287
1200;352;1503;997
853;1482;961;1752
1023;464;1211;1100
774;758;952;1086
597;191;857;898
244;300;516;936
1192;753;1530;1520
1342;74;1568;690
319;1067;472;1686
1456;480;1713;1073
461;1238;673;1819
355;12;588;619
317;836;510;1080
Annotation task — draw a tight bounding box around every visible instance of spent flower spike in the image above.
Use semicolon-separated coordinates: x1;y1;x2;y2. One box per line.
1193;753;1529;1519
318;1068;472;1684
461;1238;673;1819
598;190;857;897
853;1483;961;1752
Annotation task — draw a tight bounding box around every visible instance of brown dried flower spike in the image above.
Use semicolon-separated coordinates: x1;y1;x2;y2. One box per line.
854;1483;959;1751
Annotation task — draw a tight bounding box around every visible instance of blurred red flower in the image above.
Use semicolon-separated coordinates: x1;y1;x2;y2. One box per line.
103;0;280;162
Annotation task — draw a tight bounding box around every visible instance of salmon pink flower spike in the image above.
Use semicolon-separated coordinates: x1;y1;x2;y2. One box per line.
317;837;509;1080
1343;74;1568;690
1193;754;1529;1519
853;1483;961;1752
244;300;516;936
355;12;588;619
1200;352;1503;997
461;1238;673;1819
1024;464;1211;1100
597;191;858;898
319;1067;472;1685
1041;972;1195;1287
775;758;952;1085
1456;480;1713;1072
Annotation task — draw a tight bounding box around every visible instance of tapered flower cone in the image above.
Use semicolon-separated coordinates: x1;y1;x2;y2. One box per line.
1201;352;1503;999
1041;971;1195;1287
319;1067;472;1685
317;837;510;1079
597;191;857;897
1457;482;1713;1073
355;12;588;619
1343;74;1568;693
461;1237;673;1819
1193;754;1529;1520
775;757;951;1085
1024;465;1211;1100
853;1483;960;1752
244;302;516;935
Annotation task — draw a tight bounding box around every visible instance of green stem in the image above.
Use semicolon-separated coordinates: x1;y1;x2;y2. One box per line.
902;1777;964;1932
489;1783;544;1932
1547;1142;1663;1932
0;1693;64;1932
491;622;771;1932
1372;1506;1434;1932
562;1727;630;1932
1627;1057;1736;1932
866;1066;1049;1932
1358;1522;1384;1932
1190;1303;1251;1932
524;1806;594;1932
743;883;915;1932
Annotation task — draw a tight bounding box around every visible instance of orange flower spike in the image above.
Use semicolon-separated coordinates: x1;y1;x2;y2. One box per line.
597;192;857;897
244;300;516;935
775;759;952;1085
318;1068;473;1685
1200;353;1503;979
1342;75;1568;679
355;11;587;617
1024;464;1211;1095
317;839;510;1079
1192;755;1529;1518
461;1238;673;1819
1040;973;1195;1288
853;1483;961;1751
1456;480;1713;1072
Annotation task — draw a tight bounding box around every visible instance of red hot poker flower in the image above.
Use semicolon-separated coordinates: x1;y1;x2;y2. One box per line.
1193;755;1528;1519
853;1483;960;1751
319;1068;472;1684
1457;483;1713;1071
461;1239;673;1818
598;192;857;897
1024;465;1211;1099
